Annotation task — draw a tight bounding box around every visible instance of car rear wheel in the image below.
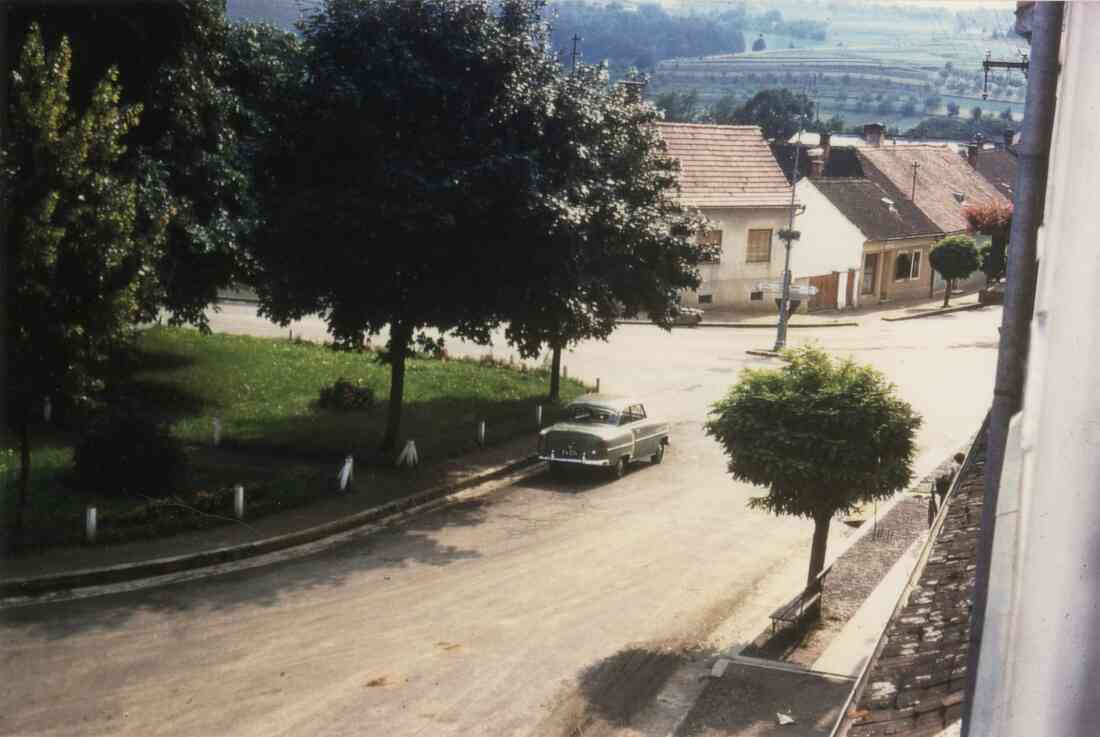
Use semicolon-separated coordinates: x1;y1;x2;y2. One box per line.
651;442;665;464
612;456;627;479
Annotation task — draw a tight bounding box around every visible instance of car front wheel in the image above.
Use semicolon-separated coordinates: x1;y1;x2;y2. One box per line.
651;442;665;464
612;456;627;479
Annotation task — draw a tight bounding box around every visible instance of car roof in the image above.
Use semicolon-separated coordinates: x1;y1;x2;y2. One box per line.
565;394;642;413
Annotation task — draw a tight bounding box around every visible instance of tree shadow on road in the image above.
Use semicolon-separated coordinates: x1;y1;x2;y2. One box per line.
535;643;693;737
1;497;491;641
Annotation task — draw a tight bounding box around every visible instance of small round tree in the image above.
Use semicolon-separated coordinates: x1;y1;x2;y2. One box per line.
962;202;1012;284
706;346;922;590
929;235;980;306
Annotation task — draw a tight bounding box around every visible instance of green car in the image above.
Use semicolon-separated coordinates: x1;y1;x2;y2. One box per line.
538;395;670;478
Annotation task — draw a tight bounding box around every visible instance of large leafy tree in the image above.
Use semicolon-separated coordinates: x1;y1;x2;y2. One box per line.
730;88;814;142
5;1;281;328
502;67;713;399
249;0;563;451
706;346;921;588
929;234;980;306
653;89;704;123
3;25;153;545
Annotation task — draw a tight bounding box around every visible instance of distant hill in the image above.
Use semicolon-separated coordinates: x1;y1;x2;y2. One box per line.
227;0;315;29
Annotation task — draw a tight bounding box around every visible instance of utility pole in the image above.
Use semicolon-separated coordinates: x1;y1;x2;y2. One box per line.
774;85;813;352
571;33;581;74
962;3;1064;734
910;161;920;201
774;137;802;352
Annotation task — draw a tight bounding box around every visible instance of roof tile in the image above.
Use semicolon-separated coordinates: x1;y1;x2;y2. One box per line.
657;122;792;208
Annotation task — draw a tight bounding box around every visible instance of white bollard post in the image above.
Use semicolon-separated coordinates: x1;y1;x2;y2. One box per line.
234;484;245;519
563;365;568;379
396;440;419;468
43;396;52;423
536;405;543;428
477;420;486;447
338;455;354;491
213;417;222;447
85;506;97;544
596;378;601;393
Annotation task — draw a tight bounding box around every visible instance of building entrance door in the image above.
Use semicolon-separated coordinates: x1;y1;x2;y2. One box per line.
862;253;879;295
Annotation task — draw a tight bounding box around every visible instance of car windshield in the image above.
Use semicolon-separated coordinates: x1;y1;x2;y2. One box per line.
568;404;619;425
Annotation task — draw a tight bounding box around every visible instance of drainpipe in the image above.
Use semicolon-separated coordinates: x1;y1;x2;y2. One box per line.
962;3;1064;734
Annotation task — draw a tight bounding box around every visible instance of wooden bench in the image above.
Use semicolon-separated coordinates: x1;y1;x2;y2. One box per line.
769;566;832;634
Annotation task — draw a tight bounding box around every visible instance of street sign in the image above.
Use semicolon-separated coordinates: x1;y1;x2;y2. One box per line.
754;281;818;297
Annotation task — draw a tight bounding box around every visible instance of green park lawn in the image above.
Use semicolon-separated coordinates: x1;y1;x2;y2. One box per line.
1;327;587;550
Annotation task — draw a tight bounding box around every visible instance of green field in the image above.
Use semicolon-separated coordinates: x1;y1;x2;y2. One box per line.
1;328;587;549
649;3;1027;132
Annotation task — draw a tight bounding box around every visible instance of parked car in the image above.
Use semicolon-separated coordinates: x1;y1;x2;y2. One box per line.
538;395;670;478
671;306;704;326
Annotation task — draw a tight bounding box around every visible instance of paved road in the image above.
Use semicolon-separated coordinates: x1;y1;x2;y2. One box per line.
0;305;1001;737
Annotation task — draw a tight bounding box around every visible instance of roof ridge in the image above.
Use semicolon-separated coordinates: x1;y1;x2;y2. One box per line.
657;122;762;130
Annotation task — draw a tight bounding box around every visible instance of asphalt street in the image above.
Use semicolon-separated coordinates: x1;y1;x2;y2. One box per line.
0;305;1001;737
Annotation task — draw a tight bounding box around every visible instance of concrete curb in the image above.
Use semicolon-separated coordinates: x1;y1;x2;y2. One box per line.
616;320;859;329
881;303;986;322
0;454;543;599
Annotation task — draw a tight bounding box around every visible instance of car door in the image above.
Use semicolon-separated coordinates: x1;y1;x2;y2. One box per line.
624;404;652;457
637;404;665;457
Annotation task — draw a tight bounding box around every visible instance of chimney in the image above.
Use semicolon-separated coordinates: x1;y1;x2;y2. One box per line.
808;153;825;178
1003;128;1015;149
819;131;832;166
863;122;884;147
967;133;984;168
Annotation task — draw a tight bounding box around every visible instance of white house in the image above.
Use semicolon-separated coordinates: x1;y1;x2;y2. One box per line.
658;122;795;312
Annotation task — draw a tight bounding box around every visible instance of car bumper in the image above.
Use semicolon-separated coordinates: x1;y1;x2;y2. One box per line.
539;454;611;466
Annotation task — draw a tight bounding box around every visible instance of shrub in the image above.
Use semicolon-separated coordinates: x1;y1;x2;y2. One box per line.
73;411;189;499
318;378;376;411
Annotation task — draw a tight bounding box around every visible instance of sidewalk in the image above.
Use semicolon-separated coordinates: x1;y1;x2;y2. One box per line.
699;290;987;326
0;433;539;591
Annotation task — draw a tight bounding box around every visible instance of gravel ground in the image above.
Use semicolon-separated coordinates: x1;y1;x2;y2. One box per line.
741;451;971;667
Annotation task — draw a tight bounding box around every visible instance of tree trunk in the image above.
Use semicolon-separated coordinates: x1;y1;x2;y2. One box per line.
548;341;562;402
943;278;953;307
14;413;31;552
806;510;832;592
381;322;412;453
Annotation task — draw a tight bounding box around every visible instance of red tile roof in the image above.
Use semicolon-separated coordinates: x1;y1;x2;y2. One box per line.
657;123;793;208
858;146;1010;234
843;434;987;737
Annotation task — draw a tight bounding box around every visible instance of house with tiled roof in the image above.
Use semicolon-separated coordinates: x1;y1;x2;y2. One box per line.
855;144;1008;302
771;129;1007;306
657;122;800;311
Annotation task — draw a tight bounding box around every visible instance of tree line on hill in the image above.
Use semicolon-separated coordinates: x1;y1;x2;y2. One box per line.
655;87;1018;144
3;0;715;546
547;2;827;76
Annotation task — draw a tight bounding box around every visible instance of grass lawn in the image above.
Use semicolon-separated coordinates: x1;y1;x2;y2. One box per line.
1;327;587;550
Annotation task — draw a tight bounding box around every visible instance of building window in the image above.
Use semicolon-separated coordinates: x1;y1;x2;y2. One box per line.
894;252;912;281
746;229;773;263
894;250;922;281
698;294;713;304
699;230;722;263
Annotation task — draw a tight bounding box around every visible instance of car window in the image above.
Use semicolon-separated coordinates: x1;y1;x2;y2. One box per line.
620;405;644;425
568;404;619;425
